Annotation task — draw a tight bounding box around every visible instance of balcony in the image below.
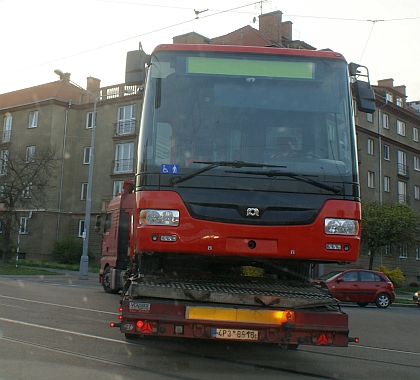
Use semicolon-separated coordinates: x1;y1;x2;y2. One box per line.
99;84;140;100
398;194;410;205
113;158;134;174
116;120;136;136
2;130;11;144
397;164;409;178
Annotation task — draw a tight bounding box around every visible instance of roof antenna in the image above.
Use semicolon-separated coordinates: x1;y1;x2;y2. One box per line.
194;9;208;19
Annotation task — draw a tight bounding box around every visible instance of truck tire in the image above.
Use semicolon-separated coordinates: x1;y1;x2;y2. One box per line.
102;266;119;294
375;293;391;308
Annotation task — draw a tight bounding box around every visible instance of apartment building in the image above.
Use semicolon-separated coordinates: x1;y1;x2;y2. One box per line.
355;79;420;282
0;76;142;261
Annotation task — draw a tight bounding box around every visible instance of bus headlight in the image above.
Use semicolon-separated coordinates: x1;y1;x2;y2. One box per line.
325;218;358;235
140;210;179;226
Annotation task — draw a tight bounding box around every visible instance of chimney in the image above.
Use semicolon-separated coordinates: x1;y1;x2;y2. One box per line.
86;76;101;92
281;21;293;41
377;78;394;88
258;10;283;44
394;85;406;96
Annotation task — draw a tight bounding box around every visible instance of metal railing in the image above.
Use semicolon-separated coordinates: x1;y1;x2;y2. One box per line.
113;159;134;173
116;120;136;136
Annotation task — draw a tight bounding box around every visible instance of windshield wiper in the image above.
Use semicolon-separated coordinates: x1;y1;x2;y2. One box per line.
227;169;342;194
170;161;286;185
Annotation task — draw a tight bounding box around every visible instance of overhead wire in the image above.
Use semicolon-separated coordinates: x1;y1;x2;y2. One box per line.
0;1;263;79
1;0;420;79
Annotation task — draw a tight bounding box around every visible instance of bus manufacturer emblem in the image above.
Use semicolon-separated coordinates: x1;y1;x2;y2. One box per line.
246;208;260;217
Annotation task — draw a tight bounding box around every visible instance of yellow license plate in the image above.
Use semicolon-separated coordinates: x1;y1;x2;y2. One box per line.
212;328;259;341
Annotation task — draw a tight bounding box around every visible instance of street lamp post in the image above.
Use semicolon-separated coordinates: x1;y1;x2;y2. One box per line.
79;95;99;279
54;70;133;279
54;69;97;280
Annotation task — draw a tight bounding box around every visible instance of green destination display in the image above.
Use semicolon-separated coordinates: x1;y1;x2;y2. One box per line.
187;57;314;79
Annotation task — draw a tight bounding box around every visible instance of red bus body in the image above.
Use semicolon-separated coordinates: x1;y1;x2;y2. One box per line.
104;44;376;347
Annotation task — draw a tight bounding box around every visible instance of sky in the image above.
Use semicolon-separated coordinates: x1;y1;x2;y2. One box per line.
1;0;420;101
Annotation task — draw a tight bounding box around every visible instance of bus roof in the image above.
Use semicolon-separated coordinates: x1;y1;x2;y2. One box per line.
151;44;346;62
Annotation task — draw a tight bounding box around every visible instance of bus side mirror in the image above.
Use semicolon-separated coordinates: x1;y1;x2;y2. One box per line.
354;80;376;114
349;62;376;114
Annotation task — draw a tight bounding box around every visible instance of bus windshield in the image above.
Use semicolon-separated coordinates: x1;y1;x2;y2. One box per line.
138;49;358;193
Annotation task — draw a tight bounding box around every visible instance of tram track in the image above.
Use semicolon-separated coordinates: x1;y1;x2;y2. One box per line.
1;279;418;379
3;315;417;379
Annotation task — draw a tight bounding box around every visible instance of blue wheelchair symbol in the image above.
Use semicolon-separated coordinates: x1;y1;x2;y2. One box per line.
160;164;179;174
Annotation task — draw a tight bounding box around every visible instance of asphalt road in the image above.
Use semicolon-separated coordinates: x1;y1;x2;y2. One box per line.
0;271;418;380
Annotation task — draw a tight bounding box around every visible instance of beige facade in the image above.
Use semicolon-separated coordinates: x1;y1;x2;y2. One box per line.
0;77;142;262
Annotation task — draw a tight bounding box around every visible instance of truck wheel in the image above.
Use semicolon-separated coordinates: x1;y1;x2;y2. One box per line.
375;293;391;308
102;267;119;294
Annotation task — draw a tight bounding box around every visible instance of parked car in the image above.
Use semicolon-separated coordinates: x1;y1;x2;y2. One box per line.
413;290;420;307
312;269;395;308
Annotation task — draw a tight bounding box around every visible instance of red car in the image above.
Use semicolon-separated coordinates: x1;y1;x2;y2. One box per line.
312;269;395;308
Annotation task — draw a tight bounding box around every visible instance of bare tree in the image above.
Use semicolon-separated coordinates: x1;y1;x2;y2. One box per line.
0;145;58;263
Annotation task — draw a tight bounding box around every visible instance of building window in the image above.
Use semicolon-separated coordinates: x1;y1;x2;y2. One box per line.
397;120;406;136
367;138;374;155
415;185;420;200
78;220;85;238
19;217;28;234
413;127;419;142
3;115;12;143
366;113;373;123
396;97;403;107
86;112;96;129
414;156;420;171
26;146;35;163
383;145;390;160
397;150;407;176
398;181;407;204
81;183;88;200
382;113;389;129
384;176;390;192
386;91;393;102
114;142;134;173
113;180;124;197
367;171;374;188
0;149;9;175
83;147;91;164
416;246;420;260
117;105;136;135
399;244;408;259
28;111;38;128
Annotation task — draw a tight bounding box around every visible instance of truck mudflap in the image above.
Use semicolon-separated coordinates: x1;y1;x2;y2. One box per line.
126;276;336;309
115;298;352;347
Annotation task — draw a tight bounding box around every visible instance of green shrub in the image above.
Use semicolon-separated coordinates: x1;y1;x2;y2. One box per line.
375;265;405;288
0;236;17;263
51;238;93;265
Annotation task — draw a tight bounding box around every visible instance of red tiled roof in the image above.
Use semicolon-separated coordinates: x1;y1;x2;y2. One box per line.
0;80;85;110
